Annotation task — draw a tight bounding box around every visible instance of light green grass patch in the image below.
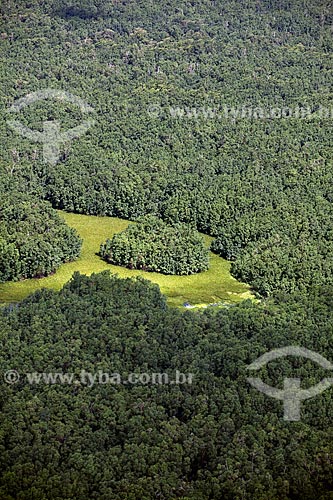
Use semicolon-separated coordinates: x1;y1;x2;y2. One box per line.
0;212;253;307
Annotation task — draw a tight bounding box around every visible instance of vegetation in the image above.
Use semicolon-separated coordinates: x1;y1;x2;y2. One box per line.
0;0;332;296
1;0;333;498
0;195;81;282
100;216;210;275
211;203;333;296
1;272;333;500
0;212;251;307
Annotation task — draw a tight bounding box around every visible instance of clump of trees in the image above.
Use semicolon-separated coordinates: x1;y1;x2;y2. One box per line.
0;195;82;282
100;216;209;275
211;202;333;296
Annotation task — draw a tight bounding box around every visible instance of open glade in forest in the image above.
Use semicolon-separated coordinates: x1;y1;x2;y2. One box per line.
0;0;333;499
0;211;252;307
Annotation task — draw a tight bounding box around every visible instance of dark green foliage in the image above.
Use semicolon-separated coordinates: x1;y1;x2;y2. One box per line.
0;238;20;282
212;202;333;296
1;272;333;499
231;235;333;297
1;0;333;296
1;1;333;498
0;195;82;282
100;216;209;275
54;0;112;20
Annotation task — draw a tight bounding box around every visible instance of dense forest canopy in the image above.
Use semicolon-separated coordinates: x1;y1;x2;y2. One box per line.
0;0;332;295
1;272;333;499
1;0;333;499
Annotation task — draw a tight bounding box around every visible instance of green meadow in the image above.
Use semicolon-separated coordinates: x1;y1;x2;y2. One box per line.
0;212;253;308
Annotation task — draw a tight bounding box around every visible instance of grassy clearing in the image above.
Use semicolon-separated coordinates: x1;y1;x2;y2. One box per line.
0;212;253;308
